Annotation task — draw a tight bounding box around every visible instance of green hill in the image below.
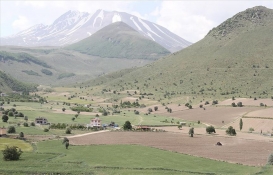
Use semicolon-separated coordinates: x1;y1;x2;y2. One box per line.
0;71;37;93
65;22;170;60
87;6;273;101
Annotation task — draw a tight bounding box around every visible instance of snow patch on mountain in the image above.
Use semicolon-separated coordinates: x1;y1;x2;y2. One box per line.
112;13;121;23
130;17;142;32
93;9;104;27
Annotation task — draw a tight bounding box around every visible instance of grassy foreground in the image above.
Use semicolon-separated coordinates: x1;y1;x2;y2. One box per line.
0;139;272;174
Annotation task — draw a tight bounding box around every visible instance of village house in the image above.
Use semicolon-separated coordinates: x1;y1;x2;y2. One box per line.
0;93;7;97
0;127;7;136
87;117;101;127
35;117;48;125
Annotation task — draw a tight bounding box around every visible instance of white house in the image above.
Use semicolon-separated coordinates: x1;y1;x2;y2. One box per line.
87;117;101;127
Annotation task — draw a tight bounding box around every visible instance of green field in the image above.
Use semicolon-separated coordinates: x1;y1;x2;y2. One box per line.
0;138;32;151
1;138;272;175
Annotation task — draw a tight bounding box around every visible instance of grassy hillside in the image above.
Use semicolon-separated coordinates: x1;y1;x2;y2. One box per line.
0;47;153;86
0;71;37;93
66;22;170;60
87;6;273;102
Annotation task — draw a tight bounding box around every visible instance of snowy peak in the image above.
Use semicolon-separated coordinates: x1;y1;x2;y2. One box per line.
0;9;191;52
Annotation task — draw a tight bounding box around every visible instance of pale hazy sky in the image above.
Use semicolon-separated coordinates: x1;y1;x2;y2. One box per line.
1;0;273;43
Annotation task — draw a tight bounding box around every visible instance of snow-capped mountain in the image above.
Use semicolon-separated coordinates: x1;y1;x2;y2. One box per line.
0;9;191;52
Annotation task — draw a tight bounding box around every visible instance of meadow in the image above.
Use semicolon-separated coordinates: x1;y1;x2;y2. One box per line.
1;138;272;175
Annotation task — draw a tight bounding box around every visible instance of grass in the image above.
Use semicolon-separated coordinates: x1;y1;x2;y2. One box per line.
0;138;33;151
1;139;271;175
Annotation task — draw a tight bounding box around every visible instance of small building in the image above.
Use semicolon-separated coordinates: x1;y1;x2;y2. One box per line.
0;93;7;97
0;127;7;136
136;126;151;131
35;117;48;125
87;117;101;127
180;122;187;126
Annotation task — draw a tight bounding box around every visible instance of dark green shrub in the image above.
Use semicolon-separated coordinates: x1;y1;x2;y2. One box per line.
65;128;71;134
226;126;236;136
2;146;22;161
206;126;216;134
23;122;28;127
7;126;16;133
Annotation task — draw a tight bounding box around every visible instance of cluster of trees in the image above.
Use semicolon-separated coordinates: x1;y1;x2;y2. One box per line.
120;101;140;108
185;103;192;109
70;106;93;112
1;108;26;122
231;102;243;107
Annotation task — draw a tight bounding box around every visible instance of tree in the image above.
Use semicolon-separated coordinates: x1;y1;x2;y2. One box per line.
148;108;153;113
65;128;71;134
23;122;28;127
24;116;28;122
7;126;16;133
178;125;182;130
154;106;158;111
62;108;66;112
206;126;216;134
62;137;69;149
2;115;8;122
267;153;273;165
237;102;243;107
239;118;243;131
19;132;24;138
188;127;194;137
226;126;236;136
71;117;75;121
123;121;132;130
8;111;14;117
2;146;22;161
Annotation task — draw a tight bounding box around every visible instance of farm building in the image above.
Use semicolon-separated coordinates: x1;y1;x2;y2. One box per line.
87;117;101;127
0;93;7;97
35;117;48;125
136;126;151;131
0;127;7;136
180;122;187;126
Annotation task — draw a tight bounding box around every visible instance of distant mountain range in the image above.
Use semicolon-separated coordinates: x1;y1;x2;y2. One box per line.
0;9;191;52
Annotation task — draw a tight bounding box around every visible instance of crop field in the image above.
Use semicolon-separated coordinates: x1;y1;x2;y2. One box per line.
228;118;273;133
1;138;272;175
0;138;32;151
161;106;260;127
69;131;273;166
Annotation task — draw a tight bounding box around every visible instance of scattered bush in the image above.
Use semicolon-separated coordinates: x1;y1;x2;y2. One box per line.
206;126;216;134
249;127;255;133
19;132;24;138
2;146;22;161
65;128;72;134
23;122;29;127
267;153;273;165
226;126;236;136
7;126;16;133
30;122;35;126
44;128;49;132
2;115;8;122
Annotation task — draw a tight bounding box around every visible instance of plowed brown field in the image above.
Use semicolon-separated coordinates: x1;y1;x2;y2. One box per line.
160;106;259;127
69;131;273;166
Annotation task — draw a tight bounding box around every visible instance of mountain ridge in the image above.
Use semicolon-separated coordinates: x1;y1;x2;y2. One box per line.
86;6;273;99
0;9;191;52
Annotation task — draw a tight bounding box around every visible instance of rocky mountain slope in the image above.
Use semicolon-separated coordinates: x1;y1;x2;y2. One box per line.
87;6;273;99
0;9;191;52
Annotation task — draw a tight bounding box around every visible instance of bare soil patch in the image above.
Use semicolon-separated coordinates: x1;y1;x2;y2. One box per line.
227;118;273;134
160;106;259;127
219;98;273;106
245;108;273;118
69;131;273;166
52;108;100;116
